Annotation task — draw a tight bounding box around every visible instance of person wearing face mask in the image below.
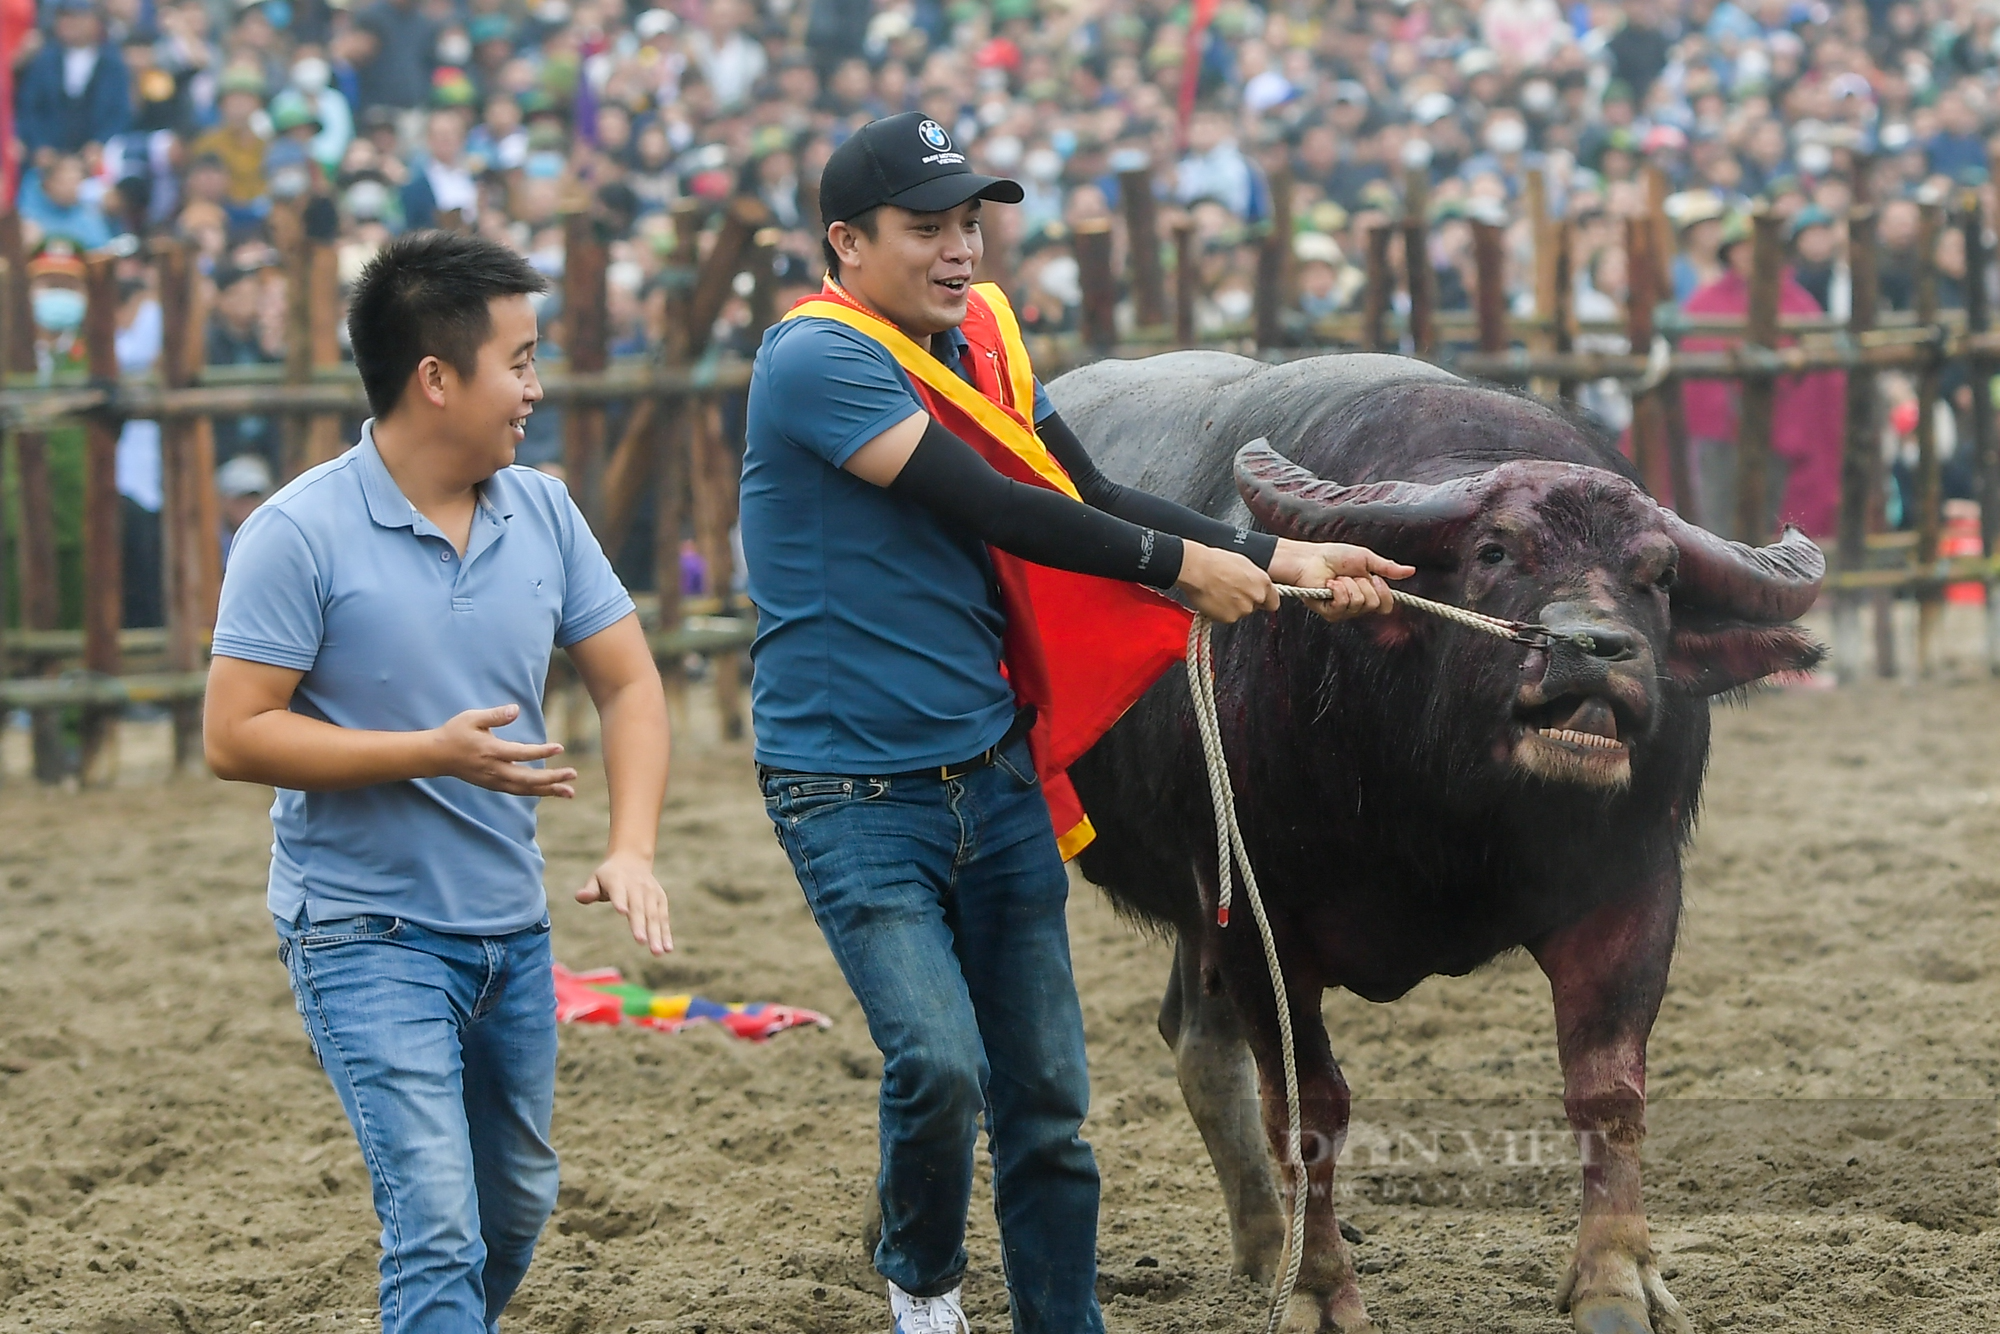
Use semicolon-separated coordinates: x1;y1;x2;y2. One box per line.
265;91;327;205
1460;110;1535;199
435;25;474;73
1016;142;1066;231
288;52;355;172
26;239;92;377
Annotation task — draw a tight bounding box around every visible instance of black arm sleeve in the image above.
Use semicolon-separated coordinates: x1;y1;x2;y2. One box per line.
889;419;1184;588
1036;410;1280;569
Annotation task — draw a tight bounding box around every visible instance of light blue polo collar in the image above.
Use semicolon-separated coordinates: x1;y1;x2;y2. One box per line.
354;421;514;562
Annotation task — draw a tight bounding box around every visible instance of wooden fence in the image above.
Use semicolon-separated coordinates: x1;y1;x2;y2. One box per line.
1;160;1995;784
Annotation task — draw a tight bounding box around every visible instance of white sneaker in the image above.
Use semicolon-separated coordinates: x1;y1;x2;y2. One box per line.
889;1280;970;1334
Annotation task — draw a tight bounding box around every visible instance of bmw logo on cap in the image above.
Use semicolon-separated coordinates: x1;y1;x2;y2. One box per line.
918;119;952;152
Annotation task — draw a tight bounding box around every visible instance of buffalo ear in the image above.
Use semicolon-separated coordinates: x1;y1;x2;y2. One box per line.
1668;621;1826;696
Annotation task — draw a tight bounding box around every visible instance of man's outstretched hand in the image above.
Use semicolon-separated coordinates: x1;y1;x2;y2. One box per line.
1269;539;1417;623
576;851;674;955
431;704;579;797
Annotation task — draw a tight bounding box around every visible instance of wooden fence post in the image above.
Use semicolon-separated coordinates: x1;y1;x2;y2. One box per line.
562;214;609;527
1913;200;1945;675
1643;168;1699;523
1173;218;1197;349
306;240;344;467
1472;220;1507;354
678;197;767;742
154;239;221;769
1549;218;1576;402
747;226;782;334
1526;169;1555;398
0;212;31;376
687;399;743;740
1964;190;2000;676
1625;215;1670;501
1402;166;1435;358
1362;224;1393;351
1733;208;1784;545
275;204;314;481
1120;165;1166;331
596;198;760;561
652;199;702;726
80;254;123;786
1835;206;1880;683
1074;219;1116;351
1;212;64;781
1255;165;1293;351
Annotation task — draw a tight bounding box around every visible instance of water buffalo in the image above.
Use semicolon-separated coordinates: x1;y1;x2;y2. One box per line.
1053;352;1824;1334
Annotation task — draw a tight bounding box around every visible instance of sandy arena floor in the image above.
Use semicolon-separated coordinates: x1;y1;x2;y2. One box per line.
2;639;1996;1333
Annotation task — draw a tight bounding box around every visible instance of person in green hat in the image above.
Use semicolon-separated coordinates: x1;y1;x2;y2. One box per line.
264;90;328;206
190;65;275;212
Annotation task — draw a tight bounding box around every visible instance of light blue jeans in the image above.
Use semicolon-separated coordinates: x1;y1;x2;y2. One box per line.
275;909;560;1334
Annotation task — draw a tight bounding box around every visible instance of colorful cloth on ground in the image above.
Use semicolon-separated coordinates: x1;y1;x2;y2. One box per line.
780;280;1193;860
1679;267;1846;537
553;965;832;1041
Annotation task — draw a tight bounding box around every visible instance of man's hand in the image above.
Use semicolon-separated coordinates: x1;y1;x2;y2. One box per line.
576;852;673;955
1175;541;1280;622
430;704;579;797
1269;539;1416;623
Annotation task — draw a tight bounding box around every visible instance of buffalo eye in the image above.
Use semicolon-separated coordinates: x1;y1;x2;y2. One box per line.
1477;543;1507;566
1655;565;1678;591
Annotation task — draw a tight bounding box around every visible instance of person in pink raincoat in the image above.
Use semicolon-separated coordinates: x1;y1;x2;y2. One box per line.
1679;214;1847;540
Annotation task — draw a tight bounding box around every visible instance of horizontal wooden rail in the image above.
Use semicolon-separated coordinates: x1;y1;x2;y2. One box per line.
0;619;756;714
6;627;177;659
0;362;756;432
1822;555;2000;592
0;670;209;711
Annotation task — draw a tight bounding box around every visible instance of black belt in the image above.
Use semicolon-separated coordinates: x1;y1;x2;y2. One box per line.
761;706;1036;785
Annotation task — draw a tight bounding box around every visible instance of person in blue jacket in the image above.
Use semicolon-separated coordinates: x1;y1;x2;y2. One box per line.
14;0;130;169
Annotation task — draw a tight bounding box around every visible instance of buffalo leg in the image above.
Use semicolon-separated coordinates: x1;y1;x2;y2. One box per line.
1225;939;1375;1333
1158;930;1287;1280
1530;873;1693;1334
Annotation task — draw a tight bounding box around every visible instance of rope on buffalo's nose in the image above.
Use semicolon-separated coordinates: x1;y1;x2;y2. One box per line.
1185;582;1546;1333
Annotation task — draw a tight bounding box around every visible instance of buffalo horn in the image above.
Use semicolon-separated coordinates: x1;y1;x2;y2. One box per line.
1233;439;1490;555
1658;511;1825;624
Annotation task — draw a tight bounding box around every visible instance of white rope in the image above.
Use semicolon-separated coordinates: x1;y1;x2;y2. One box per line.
1185;582;1535;1332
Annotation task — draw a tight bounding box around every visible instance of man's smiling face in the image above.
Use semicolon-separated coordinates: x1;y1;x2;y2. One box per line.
833;200;984;338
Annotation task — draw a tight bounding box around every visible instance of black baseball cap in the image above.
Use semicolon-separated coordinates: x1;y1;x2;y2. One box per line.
819;112;1024;230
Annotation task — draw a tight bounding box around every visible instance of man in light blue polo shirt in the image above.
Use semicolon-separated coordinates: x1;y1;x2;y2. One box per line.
204;231;672;1334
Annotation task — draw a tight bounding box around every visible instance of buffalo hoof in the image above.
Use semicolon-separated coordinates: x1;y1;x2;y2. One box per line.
1558;1259;1693;1334
1272;1285;1380;1333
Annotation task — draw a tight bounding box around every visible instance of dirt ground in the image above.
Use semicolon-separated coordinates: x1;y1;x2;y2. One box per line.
3;625;1997;1334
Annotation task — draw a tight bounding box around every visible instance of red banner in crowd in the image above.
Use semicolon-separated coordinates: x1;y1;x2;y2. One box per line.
1176;0;1220;151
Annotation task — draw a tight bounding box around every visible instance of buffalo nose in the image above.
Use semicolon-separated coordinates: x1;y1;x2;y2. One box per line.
1548;623;1641;661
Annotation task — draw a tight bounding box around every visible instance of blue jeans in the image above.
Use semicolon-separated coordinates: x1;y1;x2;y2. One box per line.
763;737;1105;1334
274;909;560;1334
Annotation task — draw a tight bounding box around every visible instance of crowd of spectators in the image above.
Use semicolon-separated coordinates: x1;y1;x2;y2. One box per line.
10;0;2000;605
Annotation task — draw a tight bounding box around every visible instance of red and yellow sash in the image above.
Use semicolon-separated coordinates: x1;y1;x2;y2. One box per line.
782;280;1192;859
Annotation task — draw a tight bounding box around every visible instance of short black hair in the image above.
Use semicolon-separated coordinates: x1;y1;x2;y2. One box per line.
820;205;880;280
347;230;548;417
